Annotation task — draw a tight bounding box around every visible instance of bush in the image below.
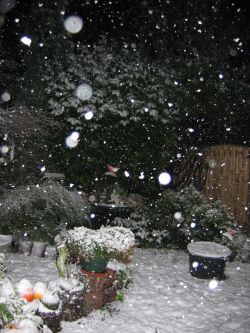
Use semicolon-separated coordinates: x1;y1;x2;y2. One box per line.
0;180;90;243
113;186;235;249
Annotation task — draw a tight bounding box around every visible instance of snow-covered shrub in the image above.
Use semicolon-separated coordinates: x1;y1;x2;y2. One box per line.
151;186;236;248
43;36;181;194
67;226;135;264
112;212;169;248
114;186;235;249
0;180;90;243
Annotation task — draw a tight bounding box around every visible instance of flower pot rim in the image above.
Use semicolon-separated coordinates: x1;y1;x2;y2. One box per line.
80;268;108;277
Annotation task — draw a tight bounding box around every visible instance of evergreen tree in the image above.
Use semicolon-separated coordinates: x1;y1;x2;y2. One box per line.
17;0;74;108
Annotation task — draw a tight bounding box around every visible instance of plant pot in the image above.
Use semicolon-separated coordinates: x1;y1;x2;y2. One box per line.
31;241;46;257
187;241;231;280
44;245;57;260
18;240;33;255
80;256;108;274
0;234;12;253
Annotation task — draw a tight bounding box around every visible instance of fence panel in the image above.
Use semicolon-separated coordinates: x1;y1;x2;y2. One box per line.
203;145;250;226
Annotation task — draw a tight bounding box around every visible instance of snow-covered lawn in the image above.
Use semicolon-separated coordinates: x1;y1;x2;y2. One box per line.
7;248;250;333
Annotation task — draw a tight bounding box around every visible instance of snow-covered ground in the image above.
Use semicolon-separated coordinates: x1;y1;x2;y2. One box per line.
6;248;250;333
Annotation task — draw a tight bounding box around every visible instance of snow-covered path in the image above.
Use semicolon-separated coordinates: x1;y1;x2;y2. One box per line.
7;249;250;333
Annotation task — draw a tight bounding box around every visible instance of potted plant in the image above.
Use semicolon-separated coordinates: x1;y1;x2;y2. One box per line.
79;243;109;274
66;226;135;273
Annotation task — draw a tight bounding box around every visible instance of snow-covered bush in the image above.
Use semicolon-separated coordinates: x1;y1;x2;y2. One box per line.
0;180;90;243
113;212;168;248
67;225;135;264
42;34;249;195
114;186;235;249
42;36;181;194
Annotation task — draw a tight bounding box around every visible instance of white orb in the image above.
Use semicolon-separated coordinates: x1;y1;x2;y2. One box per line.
76;83;93;101
40;166;46;172
65;135;78;148
192;261;199;268
84;111;94;120
1;92;10;101
89;195;96;202
158;172;171;186
229;48;238;57
208;159;217;168
64;15;83;34
174;212;182;220
209;279;218;290
190;222;196;228
70;131;80;141
1;145;9;154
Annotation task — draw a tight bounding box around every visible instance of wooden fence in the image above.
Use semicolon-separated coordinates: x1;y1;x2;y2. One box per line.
203;145;250;226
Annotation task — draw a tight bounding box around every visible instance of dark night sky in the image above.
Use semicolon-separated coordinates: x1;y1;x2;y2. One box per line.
2;0;250;60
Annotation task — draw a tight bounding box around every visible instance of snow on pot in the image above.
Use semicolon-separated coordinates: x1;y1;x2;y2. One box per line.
187;241;232;279
37;302;62;333
48;278;86;321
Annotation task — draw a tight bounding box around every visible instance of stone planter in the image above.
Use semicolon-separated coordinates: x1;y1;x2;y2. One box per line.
44;246;57;260
38;303;62;333
31;241;46;257
18;240;33;255
0;234;12;253
90;203;134;229
57;283;86;321
187;241;232;279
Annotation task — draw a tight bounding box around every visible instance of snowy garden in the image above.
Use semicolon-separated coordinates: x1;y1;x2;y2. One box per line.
0;0;250;332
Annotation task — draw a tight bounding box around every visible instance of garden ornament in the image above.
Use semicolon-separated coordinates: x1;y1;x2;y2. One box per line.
105;164;119;177
55;234;68;278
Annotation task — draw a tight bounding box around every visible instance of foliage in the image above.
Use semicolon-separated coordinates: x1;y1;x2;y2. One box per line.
0;106;64;190
66;225;135;263
113;186;235;249
0;179;90;243
17;0;73;108
43;36;181;194
41;33;249;195
0;303;14;327
115;291;124;302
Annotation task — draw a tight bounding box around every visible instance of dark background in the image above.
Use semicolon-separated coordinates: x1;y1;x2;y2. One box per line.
1;0;250;68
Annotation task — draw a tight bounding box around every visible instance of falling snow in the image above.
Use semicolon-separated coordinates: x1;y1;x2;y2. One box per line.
20;35;32;46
